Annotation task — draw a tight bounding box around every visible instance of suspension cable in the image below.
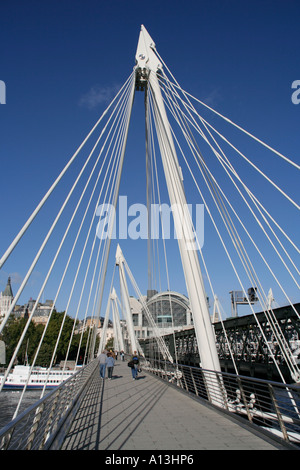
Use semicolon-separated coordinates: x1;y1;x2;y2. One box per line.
153;47;300;171
155;70;298;382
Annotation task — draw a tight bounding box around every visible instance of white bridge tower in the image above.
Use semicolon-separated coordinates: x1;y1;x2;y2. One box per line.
135;25;221;374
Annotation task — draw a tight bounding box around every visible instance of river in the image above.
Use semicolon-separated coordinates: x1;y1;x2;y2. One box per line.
0;390;42;429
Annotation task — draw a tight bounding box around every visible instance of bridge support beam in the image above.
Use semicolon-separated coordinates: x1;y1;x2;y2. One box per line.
116;245;139;355
135;26;221;376
111;287;125;353
98;294;112;354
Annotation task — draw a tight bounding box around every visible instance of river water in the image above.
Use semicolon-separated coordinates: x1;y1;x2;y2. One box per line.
0;390;42;429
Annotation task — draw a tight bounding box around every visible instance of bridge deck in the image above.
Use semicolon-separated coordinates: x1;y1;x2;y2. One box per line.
61;360;285;451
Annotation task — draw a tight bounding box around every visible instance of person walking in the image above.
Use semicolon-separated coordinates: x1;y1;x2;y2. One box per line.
99;350;107;379
120;350;125;361
109;349;115;359
130;351;139;380
106;352;115;380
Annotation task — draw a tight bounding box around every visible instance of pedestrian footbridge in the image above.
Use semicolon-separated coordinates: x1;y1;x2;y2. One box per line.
1;23;299;456
0;358;297;451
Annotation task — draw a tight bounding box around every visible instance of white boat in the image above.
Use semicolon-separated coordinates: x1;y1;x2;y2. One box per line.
0;365;76;390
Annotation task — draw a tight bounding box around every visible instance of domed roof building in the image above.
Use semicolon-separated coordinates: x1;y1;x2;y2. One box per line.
128;289;193;339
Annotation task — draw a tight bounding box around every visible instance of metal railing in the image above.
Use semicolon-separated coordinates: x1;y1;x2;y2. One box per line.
142;358;300;448
0;359;99;450
1;356;300;449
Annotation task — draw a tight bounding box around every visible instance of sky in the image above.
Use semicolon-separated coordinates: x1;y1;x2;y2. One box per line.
0;0;299;321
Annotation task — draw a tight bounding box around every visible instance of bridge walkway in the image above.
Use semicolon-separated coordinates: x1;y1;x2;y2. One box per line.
60;360;285;450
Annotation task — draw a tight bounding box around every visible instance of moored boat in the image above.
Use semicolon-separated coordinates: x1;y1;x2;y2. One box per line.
0;365;76;390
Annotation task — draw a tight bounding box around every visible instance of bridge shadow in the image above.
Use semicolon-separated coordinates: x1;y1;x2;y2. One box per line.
61;363;170;450
61;362;284;451
104;377;166;450
95;373;169;450
94;377;105;450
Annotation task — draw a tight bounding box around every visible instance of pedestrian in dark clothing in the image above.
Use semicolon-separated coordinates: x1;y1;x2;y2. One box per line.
130;351;139;380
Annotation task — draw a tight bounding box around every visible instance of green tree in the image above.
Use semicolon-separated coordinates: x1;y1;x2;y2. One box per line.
0;311;92;368
36;311;79;366
1;315;38;366
106;336;114;350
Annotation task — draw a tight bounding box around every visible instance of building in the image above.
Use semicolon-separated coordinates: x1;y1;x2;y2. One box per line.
13;298;55;325
75;316;114;350
0;280;55;325
129;290;193;340
0;277;14;322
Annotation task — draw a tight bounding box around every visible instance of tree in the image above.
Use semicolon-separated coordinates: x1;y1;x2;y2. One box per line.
35;311;79;366
1;315;37;366
0;311;92;368
106;336;114;350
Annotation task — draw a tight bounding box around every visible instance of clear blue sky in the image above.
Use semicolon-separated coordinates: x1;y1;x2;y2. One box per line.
0;0;299;319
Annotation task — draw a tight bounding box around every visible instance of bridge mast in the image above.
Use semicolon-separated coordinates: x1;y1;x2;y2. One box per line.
116;244;139;354
111;287;125;353
135;25;221;373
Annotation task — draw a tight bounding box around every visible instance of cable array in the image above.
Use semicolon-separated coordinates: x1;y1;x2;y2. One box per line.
0;36;299;428
148;48;299;382
0;72;136;413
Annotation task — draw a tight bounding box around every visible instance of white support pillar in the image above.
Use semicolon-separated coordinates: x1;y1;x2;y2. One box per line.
116;244;138;354
98;294;111;354
212;295;221;323
267;288;275;309
135;25;221;374
111;287;125;353
91;75;136;359
112;303;120;353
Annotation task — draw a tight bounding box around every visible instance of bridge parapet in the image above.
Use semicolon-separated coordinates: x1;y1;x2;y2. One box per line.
141;357;300;448
0;360;99;450
140;304;300;382
1;356;299;449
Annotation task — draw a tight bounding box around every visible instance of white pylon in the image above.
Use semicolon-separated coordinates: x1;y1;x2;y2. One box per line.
111;287;125;353
116;244;138;354
267;288;275;309
135;25;221;374
98;293;112;354
212;295;221;323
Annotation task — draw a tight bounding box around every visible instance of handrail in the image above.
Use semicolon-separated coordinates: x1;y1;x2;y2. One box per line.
1;357;299;449
141;358;300;448
0;359;99;450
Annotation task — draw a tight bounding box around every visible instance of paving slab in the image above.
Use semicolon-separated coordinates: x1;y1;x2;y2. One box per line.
61;360;286;450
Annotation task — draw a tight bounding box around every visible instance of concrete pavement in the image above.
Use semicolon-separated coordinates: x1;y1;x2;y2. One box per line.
61;360;286;450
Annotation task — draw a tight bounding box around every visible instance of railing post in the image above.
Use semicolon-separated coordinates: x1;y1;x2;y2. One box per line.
26;403;45;450
268;383;289;442
0;429;14;450
190;368;199;396
237;378;253;423
201;371;212;403
217;372;229;410
181;366;189;392
39;388;62;449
